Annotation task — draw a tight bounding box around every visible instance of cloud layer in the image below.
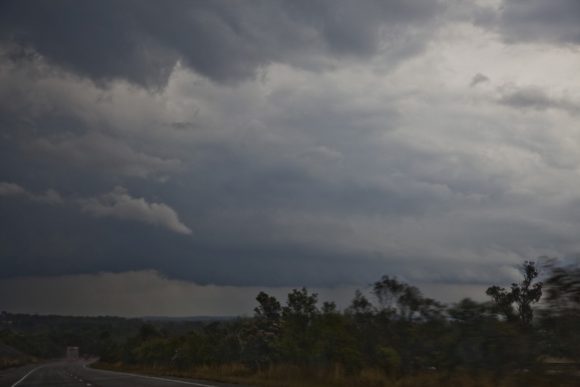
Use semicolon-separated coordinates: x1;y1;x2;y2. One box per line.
0;0;445;87
2;1;580;314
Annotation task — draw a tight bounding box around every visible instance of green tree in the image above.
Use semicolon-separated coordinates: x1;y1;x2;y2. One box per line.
245;292;282;369
373;276;444;321
315;302;362;374
255;291;282;329
486;261;543;326
541;261;580;360
279;288;319;365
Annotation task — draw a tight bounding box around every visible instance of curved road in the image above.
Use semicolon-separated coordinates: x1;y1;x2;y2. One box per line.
1;361;247;387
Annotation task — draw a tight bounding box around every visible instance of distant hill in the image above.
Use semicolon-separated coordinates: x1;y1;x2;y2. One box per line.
0;311;145;359
141;315;237;322
0;311;238;360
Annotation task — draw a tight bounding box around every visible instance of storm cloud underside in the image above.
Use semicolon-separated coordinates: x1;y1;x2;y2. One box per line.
1;0;580;314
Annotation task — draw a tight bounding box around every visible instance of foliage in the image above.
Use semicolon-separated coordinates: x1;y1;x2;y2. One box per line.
4;259;580;384
486;261;543;326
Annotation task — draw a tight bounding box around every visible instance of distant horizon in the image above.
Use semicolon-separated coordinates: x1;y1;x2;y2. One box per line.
0;273;490;317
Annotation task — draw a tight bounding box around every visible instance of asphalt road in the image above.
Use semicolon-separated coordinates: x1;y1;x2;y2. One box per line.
0;361;247;387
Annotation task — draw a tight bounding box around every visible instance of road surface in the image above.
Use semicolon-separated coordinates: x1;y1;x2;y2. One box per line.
0;361;248;387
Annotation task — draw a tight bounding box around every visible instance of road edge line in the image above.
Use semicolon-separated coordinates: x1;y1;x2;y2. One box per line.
11;364;45;387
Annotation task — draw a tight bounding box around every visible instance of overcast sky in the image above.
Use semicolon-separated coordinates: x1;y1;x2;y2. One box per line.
1;0;579;316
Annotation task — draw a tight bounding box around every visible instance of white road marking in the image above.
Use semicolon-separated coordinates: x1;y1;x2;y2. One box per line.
11;364;45;387
83;364;218;386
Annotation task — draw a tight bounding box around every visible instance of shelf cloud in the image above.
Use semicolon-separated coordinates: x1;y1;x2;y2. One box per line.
79;186;192;235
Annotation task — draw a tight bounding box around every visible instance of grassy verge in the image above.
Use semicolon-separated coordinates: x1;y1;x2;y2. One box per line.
0;356;36;370
92;362;578;387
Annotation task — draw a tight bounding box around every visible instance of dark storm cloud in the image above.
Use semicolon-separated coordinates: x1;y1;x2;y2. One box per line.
0;57;570;289
498;85;580;114
0;191;377;286
0;0;445;87
0;191;523;288
4;0;580;309
470;73;489;87
497;0;580;45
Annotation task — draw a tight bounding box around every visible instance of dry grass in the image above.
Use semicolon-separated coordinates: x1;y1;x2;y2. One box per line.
94;362;578;387
0;356;35;370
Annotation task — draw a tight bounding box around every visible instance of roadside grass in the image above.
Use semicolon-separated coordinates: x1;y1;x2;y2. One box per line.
0;356;36;370
93;362;578;387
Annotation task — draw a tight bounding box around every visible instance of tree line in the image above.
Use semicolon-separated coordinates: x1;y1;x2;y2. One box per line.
95;261;580;380
2;259;580;385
